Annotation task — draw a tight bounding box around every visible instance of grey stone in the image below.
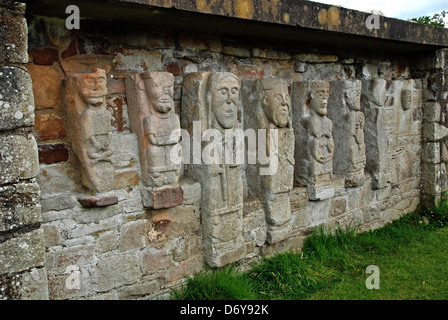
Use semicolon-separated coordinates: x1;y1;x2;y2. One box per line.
0;67;35;130
41;195;77;212
94;254;140;292
0;134;39;185
0;181;41;232
0;267;49;300
0;229;46;275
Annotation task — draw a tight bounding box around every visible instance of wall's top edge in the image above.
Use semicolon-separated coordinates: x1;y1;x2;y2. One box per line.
23;0;448;50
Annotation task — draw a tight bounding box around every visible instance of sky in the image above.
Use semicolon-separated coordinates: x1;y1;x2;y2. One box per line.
308;0;448;22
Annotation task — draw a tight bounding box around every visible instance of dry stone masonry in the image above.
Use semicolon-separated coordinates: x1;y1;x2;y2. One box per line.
1;0;448;300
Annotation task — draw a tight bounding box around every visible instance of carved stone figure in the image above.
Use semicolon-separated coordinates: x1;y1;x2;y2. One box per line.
66;68;114;193
328;80;366;187
360;78;388;189
243;78;294;244
125;72;183;208
292;80;334;200
182;72;246;268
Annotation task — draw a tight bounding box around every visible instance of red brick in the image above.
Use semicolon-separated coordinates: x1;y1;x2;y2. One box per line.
28;64;62;109
31;47;59;66
166;63;181;76
34;113;66;141
38;144;69;164
78;195;118;208
61;40;77;59
147;187;184;209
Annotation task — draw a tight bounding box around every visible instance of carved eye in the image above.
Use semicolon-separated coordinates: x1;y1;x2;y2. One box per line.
221;88;227;95
231;87;239;94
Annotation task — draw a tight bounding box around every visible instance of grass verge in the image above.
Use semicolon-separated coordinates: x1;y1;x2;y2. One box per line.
169;196;448;300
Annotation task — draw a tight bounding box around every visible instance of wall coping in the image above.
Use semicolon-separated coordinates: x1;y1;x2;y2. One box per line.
24;0;448;53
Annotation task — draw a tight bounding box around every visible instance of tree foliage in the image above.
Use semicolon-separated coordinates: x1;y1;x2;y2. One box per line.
410;10;446;27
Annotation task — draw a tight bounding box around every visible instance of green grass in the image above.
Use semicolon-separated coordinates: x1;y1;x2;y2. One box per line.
169;196;448;300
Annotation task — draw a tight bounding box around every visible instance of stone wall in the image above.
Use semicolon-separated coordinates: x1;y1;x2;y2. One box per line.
0;1;48;300
1;0;446;300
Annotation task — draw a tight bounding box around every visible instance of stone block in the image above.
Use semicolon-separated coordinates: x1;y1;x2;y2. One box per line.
113;170;140;189
0;181;41;232
34;113;66;141
0;267;49;300
252;48;291;60
179;32;222;53
422;102;441;123
0;229;46;276
0;6;28;64
165;255;204;282
45;245;96;274
0;66;35;130
0;134;39;185
30;47;59;66
78;195;118;208
422;122;448;141
113;49;163;72
119;221;146;251
173;236;202;262
147;206;199;243
42;224;62;247
110;133;139;168
118;281;160;299
222;46;251;58
27;64;61;110
37;163;78;196
142;187;184;209
106;94;130;132
422;142;440;164
330;197;347;217
94;254;140;292
97;230;119;254
60;55;112;75
41;194;76;213
294;54;338;63
140;246;172;273
179;178;201;205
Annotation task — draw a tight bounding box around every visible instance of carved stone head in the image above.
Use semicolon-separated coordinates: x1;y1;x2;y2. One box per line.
260;79;291;128
207;73;240;130
401;89;412;111
141;72;174;114
77;68;107;107
344;80;362;111
309;80;330;117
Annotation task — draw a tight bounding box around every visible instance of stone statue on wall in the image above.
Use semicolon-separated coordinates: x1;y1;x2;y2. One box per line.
328;79;366;187
292;80;334;200
181;72;246;268
243;78;294;244
125;71;183;209
66;68;114;193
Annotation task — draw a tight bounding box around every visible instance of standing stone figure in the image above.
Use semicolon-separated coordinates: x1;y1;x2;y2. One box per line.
243;78;294;244
125;72;183;208
66;68;114;193
292;80;334;200
182;72;246;268
328;80;366;187
360;78;388;189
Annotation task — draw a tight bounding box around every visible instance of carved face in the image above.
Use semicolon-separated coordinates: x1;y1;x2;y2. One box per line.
309;85;329;116
145;74;174;114
345;83;362;111
262;83;290;128
401;89;412;111
211;76;240;129
78;69;107;106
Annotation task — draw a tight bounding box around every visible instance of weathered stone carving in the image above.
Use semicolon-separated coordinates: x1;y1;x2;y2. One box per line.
328;80;366;187
360;78;388;189
125;71;183;208
394;80;421;136
181;72;246;268
65;68;114;193
243;78;294;244
292;80;334;200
